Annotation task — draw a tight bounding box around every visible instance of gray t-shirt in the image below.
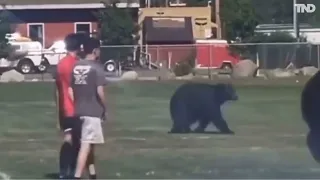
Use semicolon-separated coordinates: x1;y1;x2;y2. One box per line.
71;60;107;118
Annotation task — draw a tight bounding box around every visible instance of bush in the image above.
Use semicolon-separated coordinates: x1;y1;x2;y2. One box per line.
172;47;196;76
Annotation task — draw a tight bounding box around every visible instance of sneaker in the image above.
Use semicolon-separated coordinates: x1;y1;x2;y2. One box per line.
58;175;66;179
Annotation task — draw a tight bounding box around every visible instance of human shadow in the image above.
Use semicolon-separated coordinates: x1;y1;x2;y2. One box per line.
43;173;59;179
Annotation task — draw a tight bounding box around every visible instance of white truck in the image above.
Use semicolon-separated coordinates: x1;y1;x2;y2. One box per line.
1;41;66;74
0;41;42;74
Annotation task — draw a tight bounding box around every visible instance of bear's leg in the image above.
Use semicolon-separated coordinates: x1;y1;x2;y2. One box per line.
194;117;210;133
307;130;320;163
214;120;234;134
211;110;234;134
170;122;191;133
181;125;191;133
170;108;191;134
170;125;181;133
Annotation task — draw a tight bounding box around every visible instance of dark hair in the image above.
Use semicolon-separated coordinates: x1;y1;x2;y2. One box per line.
64;33;82;51
83;37;100;54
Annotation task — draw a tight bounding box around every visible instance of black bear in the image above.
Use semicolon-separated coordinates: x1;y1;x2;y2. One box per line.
301;70;320;163
169;82;238;134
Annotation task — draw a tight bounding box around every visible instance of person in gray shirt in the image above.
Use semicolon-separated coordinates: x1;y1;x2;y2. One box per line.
68;37;106;179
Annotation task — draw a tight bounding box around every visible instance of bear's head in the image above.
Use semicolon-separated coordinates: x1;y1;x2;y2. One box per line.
216;83;238;102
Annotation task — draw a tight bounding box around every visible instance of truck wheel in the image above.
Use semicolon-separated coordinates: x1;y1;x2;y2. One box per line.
17;58;34;74
104;62;116;72
38;58;50;73
221;63;232;70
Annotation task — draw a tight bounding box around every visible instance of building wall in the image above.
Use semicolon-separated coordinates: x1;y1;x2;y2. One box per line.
139;7;216;44
14;22;98;48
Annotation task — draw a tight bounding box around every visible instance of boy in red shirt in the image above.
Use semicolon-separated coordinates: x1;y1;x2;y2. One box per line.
53;33;82;179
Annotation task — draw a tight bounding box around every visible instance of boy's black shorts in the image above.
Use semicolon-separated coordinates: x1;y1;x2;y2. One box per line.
59;116;82;140
59;116;78;131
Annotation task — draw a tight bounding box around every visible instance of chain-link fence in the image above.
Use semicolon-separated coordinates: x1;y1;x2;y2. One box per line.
16;41;320;81
230;42;320;69
15;42;320;82
100;42;320;71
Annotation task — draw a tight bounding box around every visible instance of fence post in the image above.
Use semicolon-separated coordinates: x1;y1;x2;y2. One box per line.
262;45;266;69
318;45;320;69
156;45;159;64
168;51;172;69
208;43;212;79
149;46;151;70
118;61;122;76
256;52;260;76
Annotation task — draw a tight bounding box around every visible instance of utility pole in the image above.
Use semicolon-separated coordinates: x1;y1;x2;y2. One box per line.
215;0;221;39
293;0;300;41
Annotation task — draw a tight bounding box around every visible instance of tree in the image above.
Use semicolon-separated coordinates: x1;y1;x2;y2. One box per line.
252;0;320;25
96;2;140;63
301;0;320;26
0;10;12;59
252;0;292;24
230;32;307;60
270;0;293;24
220;0;258;42
96;2;139;45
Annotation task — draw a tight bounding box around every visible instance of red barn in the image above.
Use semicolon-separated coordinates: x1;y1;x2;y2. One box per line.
2;0;139;48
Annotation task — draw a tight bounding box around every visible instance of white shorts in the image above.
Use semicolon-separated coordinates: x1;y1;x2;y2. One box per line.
80;116;104;144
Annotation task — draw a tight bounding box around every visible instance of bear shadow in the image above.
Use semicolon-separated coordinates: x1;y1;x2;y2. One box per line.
168;131;235;135
193;131;235;135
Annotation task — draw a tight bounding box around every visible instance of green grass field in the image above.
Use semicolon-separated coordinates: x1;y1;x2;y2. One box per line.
0;80;319;179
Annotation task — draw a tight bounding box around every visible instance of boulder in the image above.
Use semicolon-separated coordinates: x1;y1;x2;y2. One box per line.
301;66;318;76
265;68;296;78
232;59;258;78
0;70;24;82
121;71;138;80
158;72;175;80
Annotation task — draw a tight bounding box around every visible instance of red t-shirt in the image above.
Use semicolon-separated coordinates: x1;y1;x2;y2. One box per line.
55;54;77;117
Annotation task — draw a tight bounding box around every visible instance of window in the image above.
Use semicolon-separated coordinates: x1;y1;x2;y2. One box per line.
168;0;186;6
28;24;44;45
75;23;91;35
